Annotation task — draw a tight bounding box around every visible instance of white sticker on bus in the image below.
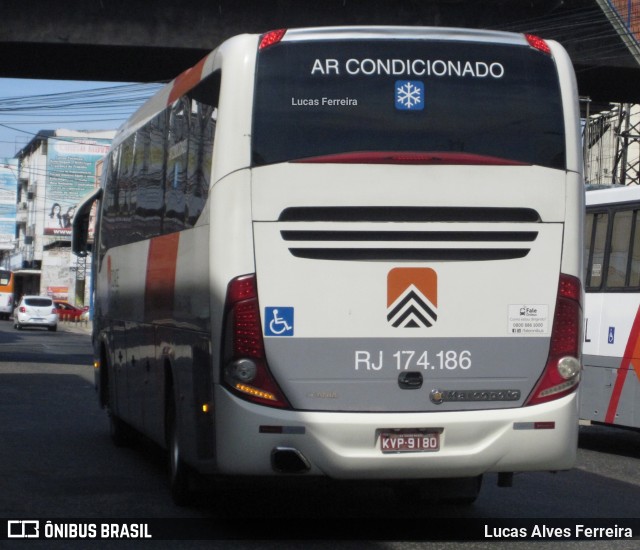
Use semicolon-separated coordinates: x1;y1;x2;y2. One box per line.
508;305;549;335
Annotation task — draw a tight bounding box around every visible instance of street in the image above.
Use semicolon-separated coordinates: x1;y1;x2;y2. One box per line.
0;319;639;548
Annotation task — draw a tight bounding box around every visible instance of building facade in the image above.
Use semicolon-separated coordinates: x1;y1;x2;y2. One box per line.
0;160;18;257
4;129;114;304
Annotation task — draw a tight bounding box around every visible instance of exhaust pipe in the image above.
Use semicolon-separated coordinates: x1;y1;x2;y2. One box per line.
271;447;311;474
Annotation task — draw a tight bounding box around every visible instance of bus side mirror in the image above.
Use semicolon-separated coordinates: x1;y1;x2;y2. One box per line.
72;187;102;257
72;210;91;257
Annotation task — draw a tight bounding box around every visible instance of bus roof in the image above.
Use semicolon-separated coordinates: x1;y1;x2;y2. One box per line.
586;185;640;206
279;26;528;45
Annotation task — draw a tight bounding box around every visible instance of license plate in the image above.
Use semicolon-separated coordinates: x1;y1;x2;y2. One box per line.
380;430;440;453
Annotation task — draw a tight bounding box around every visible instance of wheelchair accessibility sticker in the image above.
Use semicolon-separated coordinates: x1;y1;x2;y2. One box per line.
265;307;294;336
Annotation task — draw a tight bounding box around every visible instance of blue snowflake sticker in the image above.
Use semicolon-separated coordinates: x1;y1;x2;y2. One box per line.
395;80;424;111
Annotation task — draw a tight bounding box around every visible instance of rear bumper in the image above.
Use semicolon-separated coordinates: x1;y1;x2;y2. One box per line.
212;387;578;478
15;314;57;327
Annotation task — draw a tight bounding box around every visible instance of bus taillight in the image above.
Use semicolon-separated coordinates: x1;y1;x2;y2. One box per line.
259;29;287;50
525;34;552;55
222;274;290;409
525;274;582;406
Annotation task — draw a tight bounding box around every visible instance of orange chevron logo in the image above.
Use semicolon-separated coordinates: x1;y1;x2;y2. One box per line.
387;268;438;328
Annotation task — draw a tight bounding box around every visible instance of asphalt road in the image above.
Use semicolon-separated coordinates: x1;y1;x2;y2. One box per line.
0;319;639;549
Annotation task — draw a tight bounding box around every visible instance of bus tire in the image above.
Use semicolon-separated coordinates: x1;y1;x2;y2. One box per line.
166;394;194;506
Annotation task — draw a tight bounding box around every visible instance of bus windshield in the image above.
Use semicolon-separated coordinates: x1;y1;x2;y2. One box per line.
252;38;566;169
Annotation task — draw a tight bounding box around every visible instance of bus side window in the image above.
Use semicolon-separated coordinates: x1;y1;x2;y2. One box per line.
118;135;136;235
607;210;633;288
146;112;167;238
100;147;120;251
186;71;219;228
186;98;201;228
185;102;216;228
128;130;145;236
165;96;190;233
630;210;640;287
584;212;593;286
199;105;216;201
587;211;608;290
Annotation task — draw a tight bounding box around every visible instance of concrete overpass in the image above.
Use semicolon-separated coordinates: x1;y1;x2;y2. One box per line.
1;0;639;103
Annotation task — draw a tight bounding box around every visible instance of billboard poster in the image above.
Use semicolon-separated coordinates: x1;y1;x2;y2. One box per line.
45;137;111;237
0;160;18;250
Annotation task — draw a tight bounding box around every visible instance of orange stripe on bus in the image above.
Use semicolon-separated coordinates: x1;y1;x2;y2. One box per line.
605;306;640;424
144;233;180;320
168;56;208;105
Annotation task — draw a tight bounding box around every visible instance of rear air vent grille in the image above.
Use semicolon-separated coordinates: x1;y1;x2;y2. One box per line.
277;206;540;262
281;230;538;242
287;248;531;262
278;207;541;223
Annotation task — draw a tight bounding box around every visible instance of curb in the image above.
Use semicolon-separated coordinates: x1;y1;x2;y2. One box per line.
59;320;93;334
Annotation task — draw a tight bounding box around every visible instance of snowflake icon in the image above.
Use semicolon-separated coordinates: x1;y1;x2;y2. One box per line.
395;80;425;111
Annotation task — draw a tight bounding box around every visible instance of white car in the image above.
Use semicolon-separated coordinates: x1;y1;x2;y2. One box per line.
13;296;59;331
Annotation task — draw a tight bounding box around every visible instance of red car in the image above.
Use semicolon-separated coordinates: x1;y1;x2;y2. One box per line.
54;301;89;321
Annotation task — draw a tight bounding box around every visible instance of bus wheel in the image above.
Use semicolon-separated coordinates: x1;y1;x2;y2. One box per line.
166;396;194;506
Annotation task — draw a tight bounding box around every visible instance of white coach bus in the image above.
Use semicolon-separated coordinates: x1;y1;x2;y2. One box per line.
582;185;640;431
73;26;584;505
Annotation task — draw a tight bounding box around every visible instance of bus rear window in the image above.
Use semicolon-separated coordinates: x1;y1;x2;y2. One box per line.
252;38;566;169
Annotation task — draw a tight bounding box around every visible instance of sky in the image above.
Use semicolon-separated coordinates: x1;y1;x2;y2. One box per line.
0;78;163;159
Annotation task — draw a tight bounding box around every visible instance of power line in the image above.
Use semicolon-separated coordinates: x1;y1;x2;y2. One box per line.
0;81;163;157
